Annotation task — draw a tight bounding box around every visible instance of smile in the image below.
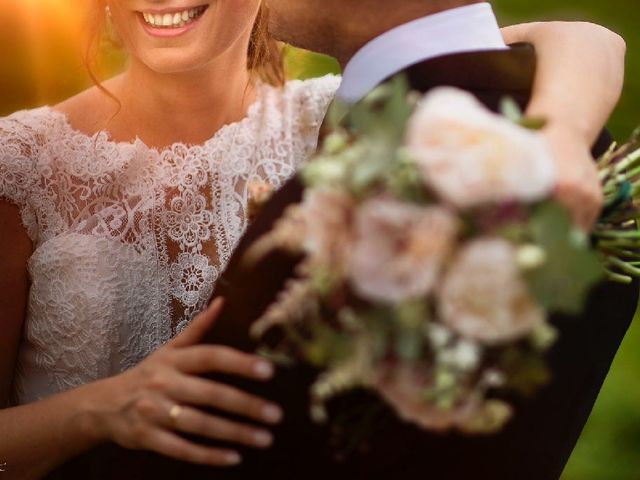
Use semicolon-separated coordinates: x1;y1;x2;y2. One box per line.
140;5;208;30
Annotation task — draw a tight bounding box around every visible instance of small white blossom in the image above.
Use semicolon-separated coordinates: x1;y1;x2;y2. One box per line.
516;244;547;270
406;87;556;209
426;323;453;349
482;369;507;388
440;340;481;371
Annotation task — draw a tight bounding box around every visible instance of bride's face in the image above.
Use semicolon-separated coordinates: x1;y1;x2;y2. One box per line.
106;0;261;74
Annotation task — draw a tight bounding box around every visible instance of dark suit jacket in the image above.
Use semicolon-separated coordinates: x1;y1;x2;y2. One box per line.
49;45;638;480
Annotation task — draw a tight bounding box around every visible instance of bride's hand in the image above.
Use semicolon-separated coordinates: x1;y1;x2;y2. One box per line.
543;125;604;231
85;298;282;467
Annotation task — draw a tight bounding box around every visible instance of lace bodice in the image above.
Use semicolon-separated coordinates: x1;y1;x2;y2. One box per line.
0;75;340;405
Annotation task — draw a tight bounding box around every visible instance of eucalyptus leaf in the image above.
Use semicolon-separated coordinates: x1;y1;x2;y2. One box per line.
500;96;523;123
524;202;604;314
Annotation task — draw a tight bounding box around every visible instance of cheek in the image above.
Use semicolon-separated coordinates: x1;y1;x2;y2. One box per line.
215;0;262;37
106;2;141;48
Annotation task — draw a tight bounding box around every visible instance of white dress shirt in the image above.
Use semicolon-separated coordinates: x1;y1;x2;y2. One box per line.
336;2;508;104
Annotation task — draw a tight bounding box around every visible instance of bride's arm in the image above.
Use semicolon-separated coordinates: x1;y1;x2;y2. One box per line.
0;203;281;479
501;21;627;229
502;21;626;144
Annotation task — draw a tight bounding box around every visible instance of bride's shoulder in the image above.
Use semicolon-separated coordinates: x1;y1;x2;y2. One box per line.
265;74;342;121
284;74;342;100
0;107;54;237
286;74;341;106
0;106;57;141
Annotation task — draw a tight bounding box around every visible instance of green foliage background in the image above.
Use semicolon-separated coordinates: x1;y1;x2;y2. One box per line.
0;2;638;478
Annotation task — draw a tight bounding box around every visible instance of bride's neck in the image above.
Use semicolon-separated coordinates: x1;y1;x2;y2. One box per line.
107;54;255;148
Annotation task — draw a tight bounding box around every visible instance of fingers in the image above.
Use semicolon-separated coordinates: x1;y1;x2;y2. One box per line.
166;404;274;449
554;182;601;231
166;375;283;425
173;345;275;380
170;298;225;348
144;428;243;467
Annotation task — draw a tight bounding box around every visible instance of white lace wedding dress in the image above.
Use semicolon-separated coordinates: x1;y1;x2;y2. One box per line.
0;75;340;406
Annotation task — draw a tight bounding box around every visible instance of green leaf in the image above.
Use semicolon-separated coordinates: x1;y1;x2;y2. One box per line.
347;75;413;144
500;347;552;396
523;202;605;314
325;99;351;131
500;96;547;130
394;329;423;361
519;116;548;131
500;96;524;123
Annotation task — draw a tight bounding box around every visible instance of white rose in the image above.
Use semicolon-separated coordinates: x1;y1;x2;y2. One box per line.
348;198;458;303
439;238;545;345
406;87;556;209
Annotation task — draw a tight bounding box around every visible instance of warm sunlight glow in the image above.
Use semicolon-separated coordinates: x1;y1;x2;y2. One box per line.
0;0;123;111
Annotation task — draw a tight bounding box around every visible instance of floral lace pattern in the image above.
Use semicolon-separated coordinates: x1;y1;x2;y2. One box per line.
0;75;340;405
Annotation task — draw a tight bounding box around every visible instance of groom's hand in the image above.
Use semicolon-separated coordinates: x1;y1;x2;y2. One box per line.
544;125;604;231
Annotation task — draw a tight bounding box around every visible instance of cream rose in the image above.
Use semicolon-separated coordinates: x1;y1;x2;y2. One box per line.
348;197;458;303
406;87;556;209
438;238;545;345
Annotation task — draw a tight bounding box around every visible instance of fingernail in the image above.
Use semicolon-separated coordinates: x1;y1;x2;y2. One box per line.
253;430;273;447
262;404;283;423
225;452;242;465
254;361;274;379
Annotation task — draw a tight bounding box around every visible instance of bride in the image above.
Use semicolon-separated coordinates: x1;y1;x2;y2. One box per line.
0;0;627;477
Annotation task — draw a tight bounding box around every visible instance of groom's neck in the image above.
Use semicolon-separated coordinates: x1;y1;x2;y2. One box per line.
333;0;483;66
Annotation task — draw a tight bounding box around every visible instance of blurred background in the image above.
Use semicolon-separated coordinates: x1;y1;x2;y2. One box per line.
0;1;638;478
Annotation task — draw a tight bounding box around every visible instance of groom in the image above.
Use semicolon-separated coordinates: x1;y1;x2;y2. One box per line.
186;1;638;478
198;1;637;478
52;1;637;479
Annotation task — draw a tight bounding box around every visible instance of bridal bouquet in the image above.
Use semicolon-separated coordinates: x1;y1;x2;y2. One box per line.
244;78;640;434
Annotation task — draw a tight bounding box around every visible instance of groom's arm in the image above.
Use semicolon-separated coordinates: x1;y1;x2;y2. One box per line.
501;22;626;230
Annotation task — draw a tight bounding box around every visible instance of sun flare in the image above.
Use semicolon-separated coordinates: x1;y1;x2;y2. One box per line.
0;0;124;111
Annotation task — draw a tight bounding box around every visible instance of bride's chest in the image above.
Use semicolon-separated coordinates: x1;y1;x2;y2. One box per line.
27;137;300;339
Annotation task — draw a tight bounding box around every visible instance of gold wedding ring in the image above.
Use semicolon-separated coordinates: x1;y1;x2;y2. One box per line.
168;404;183;427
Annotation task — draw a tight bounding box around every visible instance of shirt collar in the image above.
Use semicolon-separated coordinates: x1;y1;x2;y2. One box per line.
336;2;507;104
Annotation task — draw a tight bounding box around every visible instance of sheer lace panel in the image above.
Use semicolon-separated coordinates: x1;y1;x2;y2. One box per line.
0;75;341;404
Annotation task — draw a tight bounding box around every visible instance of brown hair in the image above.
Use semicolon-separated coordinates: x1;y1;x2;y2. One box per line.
84;2;285;91
249;5;285;86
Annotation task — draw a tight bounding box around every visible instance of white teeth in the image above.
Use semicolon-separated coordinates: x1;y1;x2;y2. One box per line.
142;6;205;29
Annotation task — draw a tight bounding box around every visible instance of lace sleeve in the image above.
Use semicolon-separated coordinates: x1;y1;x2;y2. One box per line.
291;74;342;160
0;112;41;242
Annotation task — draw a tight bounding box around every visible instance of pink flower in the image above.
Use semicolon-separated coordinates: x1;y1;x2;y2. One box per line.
301;188;356;270
406;87;556;209
438;238;545;345
373;362;481;432
247;180;275;223
348;198;458;303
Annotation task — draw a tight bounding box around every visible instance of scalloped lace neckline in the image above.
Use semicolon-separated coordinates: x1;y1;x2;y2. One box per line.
42;82;268;154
